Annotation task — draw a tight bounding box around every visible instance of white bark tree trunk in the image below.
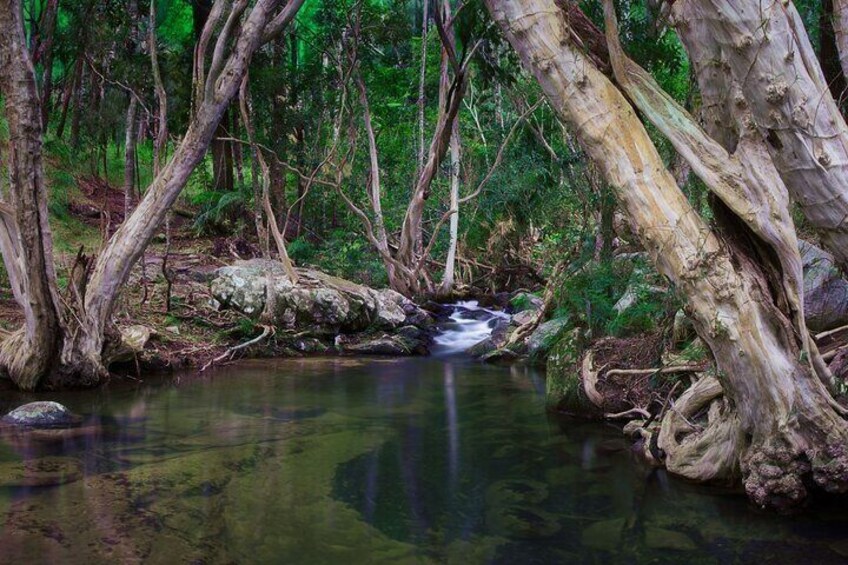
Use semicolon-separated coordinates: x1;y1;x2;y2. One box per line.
486;0;848;510
0;0;64;389
671;0;848;269
439;120;460;295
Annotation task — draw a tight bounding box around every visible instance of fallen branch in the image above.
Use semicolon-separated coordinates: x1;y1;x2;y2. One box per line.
605;407;651;420
604;365;706;378
200;324;274;372
816;324;848;342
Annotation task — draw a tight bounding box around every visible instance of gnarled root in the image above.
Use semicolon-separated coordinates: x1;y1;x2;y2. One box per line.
657;375;743;482
0;329;54;391
654;375;848;511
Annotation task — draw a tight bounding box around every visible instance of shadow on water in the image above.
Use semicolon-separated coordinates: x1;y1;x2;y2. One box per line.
0;353;847;562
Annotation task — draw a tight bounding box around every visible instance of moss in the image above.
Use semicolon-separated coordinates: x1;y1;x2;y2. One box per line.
545;329;596;415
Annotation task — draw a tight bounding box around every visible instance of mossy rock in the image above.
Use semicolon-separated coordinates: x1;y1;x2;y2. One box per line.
545;330;598;416
485;479;550;507
2;401;82;429
485;505;561;539
0;456;82;487
581;517;626;551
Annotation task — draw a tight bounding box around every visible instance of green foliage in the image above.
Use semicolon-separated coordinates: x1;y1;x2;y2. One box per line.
554;260;630;335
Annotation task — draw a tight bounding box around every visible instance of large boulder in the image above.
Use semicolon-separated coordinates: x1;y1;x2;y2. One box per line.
800;241;848;332
211;260;427;334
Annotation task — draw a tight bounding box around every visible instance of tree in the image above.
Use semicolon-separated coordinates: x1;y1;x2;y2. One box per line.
483;0;848;510
670;0;848;270
0;0;306;390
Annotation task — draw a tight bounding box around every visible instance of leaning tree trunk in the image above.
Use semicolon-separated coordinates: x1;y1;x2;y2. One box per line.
0;0;64;390
69;0;303;381
670;0;848;270
0;0;305;390
485;0;848;510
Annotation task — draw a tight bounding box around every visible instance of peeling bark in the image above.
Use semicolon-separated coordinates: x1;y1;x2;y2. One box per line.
671;0;848;269
486;0;848;510
0;0;63;389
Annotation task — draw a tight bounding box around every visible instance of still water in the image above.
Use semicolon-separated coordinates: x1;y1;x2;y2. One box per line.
0;356;847;563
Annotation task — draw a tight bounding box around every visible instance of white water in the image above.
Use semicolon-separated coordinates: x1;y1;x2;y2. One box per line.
432;300;510;355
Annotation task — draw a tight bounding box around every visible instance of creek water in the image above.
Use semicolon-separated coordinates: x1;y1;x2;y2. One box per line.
0;308;847;562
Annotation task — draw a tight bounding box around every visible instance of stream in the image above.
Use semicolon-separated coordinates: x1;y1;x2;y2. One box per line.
0;303;847;562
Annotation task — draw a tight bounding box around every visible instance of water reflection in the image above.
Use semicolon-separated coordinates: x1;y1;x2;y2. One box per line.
0;357;845;563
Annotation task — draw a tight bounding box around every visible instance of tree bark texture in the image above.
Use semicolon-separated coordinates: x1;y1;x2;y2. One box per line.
486;0;848;510
0;0;63;390
671;0;848;269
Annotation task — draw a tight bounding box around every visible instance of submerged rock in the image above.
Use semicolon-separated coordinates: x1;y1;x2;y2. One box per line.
0;456;83;487
2;401;82;429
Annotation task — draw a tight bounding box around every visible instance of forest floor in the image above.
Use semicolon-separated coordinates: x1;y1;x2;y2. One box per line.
2;173;271;376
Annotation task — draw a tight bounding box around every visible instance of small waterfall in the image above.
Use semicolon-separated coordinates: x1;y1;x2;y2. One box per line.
432;301;510;355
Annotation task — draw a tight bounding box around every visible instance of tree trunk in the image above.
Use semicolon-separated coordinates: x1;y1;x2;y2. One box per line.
439;117;460;295
485;0;848;510
123;95;138;216
417;0;429;174
835;0;848;82
671;0;848;270
0;0;64;390
33;0;58;129
820;0;847;107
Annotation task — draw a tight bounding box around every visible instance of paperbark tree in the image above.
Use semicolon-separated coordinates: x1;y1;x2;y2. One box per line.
0;0;306;390
336;4;472;297
670;0;848;270
484;0;848;510
836;0;848;81
0;0;63;389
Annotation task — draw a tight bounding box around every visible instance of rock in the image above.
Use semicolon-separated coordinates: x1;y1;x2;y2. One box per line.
466;337;496;358
581;518;626;551
526;318;569;358
110;325;155;363
2;401;82;429
491;318;511;348
644;527;697;551
800;240;848;331
508;291;543;314
671;309;696;346
211;260;426;335
511;309;537;327
341;326;428;356
480;348;519;363
0;456;83;487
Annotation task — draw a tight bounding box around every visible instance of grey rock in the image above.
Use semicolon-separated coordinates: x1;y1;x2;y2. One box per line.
526;318;570;358
211;260;420;334
2;402;82;429
800;240;848;331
